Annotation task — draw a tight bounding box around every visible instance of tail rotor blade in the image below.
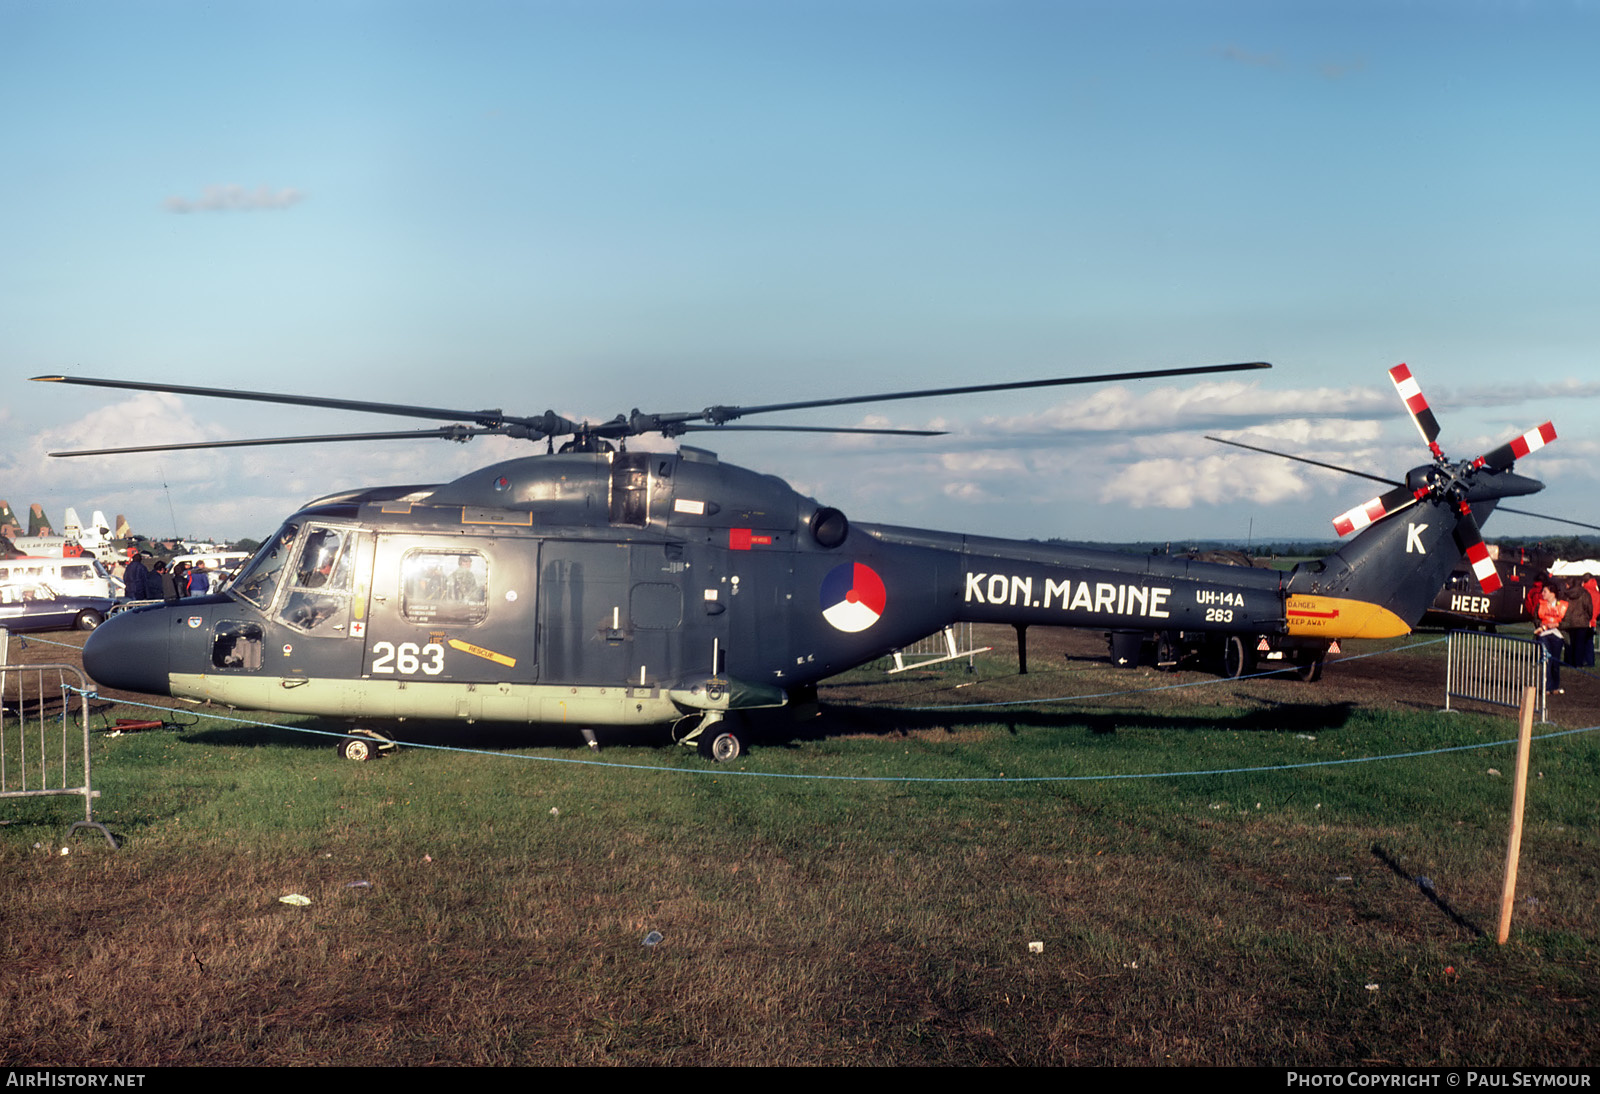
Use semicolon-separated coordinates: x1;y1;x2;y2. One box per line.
1454;508;1502;593
1332;485;1420;537
1475;422;1556;472
1389;363;1444;459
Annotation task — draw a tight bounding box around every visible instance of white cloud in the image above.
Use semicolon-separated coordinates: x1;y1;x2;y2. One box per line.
973;380;1393;437
164;184;307;214
943;481;986;502
1209;417;1384;447
1099;454;1312;510
938;451;1026;475
1432;379;1600;411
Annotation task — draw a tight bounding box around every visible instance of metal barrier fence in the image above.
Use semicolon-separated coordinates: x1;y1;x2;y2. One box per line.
888;622;991;674
0;628;117;847
1445;629;1547;724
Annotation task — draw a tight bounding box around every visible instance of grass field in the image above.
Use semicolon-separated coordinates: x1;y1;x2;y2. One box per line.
3;633;1598;1066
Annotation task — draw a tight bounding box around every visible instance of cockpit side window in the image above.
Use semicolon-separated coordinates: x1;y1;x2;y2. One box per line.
293;527;355;591
232;523;301;609
279;526;356;634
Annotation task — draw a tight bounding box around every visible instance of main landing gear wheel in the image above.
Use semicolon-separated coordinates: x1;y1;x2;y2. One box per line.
1294;658;1325;683
677;710;746;763
1222;636;1254;680
698;728;744;763
336;729;394;761
338;737;379;762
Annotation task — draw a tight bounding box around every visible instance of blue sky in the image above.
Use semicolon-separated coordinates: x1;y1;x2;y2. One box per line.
4;0;1597;546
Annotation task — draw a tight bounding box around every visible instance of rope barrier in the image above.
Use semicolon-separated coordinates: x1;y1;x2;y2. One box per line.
63;636;1600;785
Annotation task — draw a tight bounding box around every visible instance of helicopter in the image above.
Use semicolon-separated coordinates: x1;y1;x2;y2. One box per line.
1419;544;1552;630
35;361;1554;762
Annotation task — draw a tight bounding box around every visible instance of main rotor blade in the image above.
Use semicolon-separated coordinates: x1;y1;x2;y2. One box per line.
677;424;947;436
47;427;505;458
1496;506;1600;532
680;361;1272;427
31;374;572;435
1205;435;1402;487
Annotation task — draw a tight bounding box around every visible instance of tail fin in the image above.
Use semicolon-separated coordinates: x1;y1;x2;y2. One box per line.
1285;464;1543;638
74;510;113;552
1239;365;1556;641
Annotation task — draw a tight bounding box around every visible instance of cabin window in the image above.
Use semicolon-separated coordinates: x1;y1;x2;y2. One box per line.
399;550;488;625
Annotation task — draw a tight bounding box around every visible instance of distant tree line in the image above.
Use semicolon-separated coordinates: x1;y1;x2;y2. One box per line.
1490;534;1600;559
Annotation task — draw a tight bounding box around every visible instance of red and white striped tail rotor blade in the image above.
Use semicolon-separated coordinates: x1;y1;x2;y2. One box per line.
1463;541;1501;593
1389;363;1444;459
1331;484;1419;537
1454;510;1502;593
1475;422;1556;472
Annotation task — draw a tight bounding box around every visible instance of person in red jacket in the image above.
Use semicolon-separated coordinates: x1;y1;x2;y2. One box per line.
1535;582;1568;694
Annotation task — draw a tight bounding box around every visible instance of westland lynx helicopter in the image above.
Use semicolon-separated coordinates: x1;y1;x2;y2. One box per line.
36;361;1554;762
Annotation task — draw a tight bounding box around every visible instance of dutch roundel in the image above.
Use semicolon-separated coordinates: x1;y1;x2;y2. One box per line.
820;562;886;633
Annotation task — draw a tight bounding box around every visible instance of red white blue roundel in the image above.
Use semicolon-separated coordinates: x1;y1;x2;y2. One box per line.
820;562;886;632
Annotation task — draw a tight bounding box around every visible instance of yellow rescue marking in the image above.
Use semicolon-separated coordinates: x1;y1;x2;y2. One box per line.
447;638;517;668
1285;595;1410;640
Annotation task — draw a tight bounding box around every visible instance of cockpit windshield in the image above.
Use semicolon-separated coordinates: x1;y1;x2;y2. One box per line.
230;523;300;609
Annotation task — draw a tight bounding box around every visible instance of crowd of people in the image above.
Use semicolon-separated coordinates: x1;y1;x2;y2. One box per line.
113;555;217;602
1529;573;1599;694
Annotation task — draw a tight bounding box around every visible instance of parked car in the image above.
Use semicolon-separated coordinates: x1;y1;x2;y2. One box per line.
0;582;115;633
0;555;119;599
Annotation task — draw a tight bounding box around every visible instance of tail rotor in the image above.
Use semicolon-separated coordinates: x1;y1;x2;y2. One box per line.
1327;363;1556;594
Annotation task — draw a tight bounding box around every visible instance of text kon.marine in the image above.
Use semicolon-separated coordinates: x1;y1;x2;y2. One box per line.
963;572;1172;618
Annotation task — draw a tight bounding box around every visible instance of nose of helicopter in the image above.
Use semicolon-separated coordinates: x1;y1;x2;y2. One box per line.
83;605;172;696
